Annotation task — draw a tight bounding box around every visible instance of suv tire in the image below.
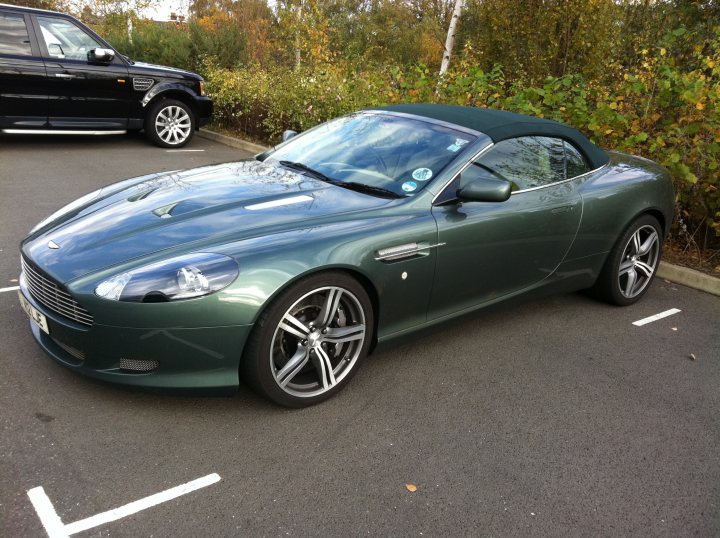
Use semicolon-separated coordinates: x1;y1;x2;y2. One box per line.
145;99;195;148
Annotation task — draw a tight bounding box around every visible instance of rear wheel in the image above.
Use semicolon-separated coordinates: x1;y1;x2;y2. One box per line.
592;214;662;305
145;99;195;148
241;272;373;407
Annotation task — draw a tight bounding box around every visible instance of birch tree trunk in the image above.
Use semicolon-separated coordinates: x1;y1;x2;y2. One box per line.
294;1;303;69
439;0;465;77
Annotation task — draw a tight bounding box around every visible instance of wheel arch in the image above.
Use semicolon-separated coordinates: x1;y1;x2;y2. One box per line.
642;207;667;238
252;264;381;352
144;90;200;127
598;207;666;267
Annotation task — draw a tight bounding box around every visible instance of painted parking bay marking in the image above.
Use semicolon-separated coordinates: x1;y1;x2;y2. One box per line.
632;308;681;326
0;285;20;293
28;473;221;537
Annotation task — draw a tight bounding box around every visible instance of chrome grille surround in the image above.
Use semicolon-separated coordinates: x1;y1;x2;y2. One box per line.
21;256;94;326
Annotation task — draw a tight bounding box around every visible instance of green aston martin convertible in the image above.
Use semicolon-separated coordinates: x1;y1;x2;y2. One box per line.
18;104;674;407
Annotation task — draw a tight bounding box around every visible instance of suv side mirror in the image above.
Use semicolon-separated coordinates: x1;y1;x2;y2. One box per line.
282;130;298;142
457;166;511;203
88;47;115;63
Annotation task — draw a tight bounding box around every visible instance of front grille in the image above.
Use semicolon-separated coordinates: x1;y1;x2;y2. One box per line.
21;256;94;326
119;358;159;372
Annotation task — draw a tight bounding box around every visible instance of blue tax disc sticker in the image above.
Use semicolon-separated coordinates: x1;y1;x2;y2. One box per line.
401;181;418;192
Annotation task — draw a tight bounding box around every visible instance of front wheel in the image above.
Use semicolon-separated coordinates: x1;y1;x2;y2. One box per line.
145;99;195;148
591;214;662;306
241;272;374;407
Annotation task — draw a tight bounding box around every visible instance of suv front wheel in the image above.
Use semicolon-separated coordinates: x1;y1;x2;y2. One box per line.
145;99;195;148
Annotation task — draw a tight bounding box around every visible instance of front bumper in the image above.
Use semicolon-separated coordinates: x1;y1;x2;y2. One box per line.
195;96;213;128
19;278;251;394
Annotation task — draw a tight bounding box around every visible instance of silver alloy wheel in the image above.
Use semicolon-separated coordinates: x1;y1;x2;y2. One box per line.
154;105;192;145
618;224;660;298
270;286;366;398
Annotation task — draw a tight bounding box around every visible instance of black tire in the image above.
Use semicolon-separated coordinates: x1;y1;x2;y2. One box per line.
591;214;663;306
145;98;195;148
241;272;374;407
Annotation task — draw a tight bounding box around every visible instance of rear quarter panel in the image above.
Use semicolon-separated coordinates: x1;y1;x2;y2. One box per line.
565;151;674;263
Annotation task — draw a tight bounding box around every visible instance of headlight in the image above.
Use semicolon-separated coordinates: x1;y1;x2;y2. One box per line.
198;80;205;96
95;253;239;302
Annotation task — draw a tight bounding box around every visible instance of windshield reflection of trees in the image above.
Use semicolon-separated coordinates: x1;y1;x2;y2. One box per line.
267;113;474;194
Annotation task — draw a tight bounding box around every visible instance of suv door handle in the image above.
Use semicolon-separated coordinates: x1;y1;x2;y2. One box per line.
55;73;76;79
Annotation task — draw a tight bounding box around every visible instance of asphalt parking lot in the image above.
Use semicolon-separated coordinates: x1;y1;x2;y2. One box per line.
1;132;719;537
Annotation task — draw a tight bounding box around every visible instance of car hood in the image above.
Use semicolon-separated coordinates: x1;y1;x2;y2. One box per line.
22;160;395;283
128;60;201;81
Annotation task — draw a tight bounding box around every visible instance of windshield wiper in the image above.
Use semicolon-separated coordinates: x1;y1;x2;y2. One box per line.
279;160;335;183
279;160;403;199
339;182;404;199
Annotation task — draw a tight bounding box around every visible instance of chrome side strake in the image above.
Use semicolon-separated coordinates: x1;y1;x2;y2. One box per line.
375;242;446;261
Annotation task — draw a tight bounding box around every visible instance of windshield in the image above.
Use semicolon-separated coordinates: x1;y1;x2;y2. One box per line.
264;112;476;197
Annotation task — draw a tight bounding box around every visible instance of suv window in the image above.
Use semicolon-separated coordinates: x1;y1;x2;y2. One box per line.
37;16;102;60
0;11;32;56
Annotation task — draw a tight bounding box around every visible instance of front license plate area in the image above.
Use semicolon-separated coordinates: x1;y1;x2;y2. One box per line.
18;291;50;334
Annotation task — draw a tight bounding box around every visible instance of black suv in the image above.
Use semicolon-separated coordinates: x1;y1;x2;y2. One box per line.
0;4;212;147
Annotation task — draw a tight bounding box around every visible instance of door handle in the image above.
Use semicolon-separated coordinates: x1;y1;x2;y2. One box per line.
55;73;76;79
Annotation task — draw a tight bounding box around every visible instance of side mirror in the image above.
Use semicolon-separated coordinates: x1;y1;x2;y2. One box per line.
282;130;298;142
456;167;511;203
88;47;115;63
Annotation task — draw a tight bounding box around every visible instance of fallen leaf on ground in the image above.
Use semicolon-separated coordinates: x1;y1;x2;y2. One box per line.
405;484;417;492
689;353;696;361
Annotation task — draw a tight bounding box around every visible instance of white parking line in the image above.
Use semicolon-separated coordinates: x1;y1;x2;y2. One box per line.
28;473;221;537
166;149;205;152
27;488;67;538
632;308;681;326
0;286;20;293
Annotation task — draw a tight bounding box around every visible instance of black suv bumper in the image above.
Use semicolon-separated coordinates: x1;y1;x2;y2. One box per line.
196;96;213;128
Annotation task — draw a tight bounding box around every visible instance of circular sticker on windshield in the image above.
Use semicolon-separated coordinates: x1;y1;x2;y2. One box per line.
401;181;418;192
412;168;433;181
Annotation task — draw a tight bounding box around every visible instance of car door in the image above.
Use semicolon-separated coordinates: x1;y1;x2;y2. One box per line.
428;136;585;319
33;14;130;129
0;10;47;128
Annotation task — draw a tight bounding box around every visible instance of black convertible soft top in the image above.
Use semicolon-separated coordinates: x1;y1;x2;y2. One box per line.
371;104;609;169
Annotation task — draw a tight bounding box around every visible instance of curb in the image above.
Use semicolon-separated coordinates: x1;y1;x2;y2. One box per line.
199;128;720;297
197;128;268;154
657;261;720;296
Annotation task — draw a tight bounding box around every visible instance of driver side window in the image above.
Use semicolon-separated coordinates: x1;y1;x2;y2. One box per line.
475;136;586;191
37;16;101;60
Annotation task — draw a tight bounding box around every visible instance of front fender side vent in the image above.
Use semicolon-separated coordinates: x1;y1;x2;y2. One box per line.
375;242;446;263
133;78;155;91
